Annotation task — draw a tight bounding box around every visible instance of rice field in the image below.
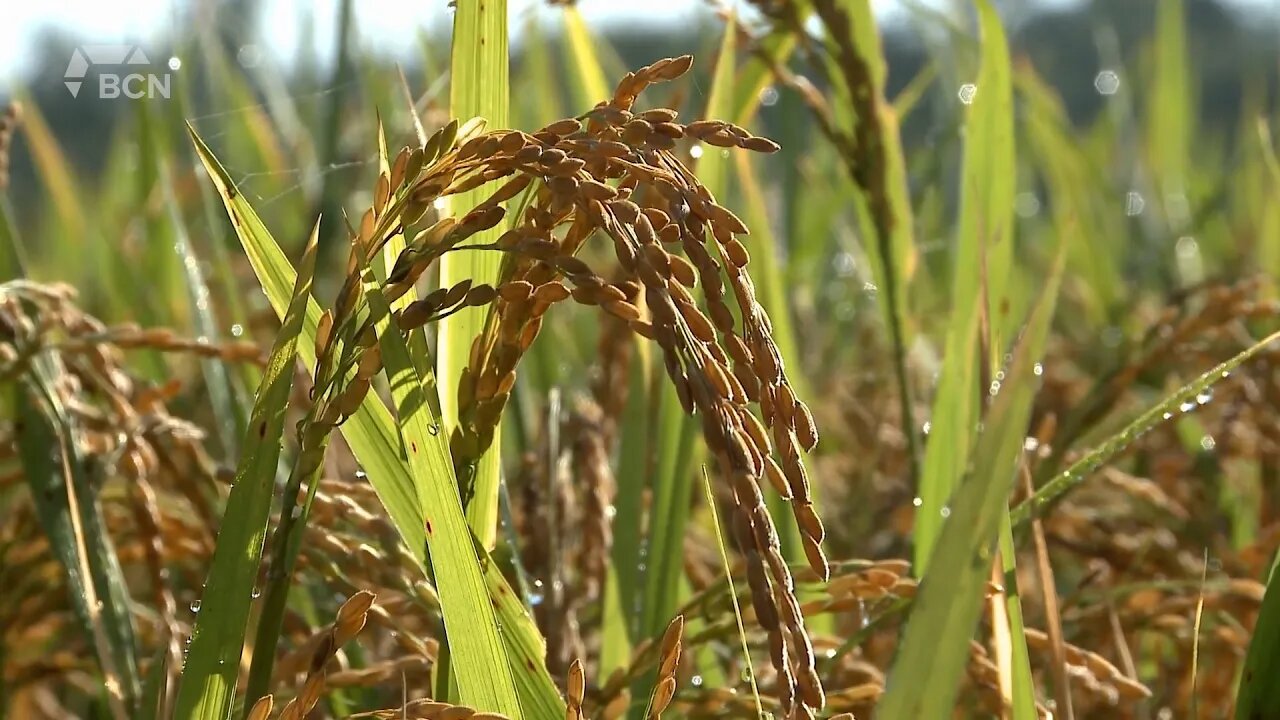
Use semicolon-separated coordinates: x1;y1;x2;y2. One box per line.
2;1;1280;718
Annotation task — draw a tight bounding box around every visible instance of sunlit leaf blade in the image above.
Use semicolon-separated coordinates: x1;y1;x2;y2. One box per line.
362;266;522;717
916;0;1013;569
443;0;509;549
476;536;565;720
1148;0;1190;223
880;248;1064;720
174;226;317;720
561;6;611;104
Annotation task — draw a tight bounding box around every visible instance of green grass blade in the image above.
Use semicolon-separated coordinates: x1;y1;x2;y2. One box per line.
476;536;564;720
444;0;510;549
1148;0;1190;225
561;6;611;105
1238;547;1280;718
1012;328;1280;527
640;380;700;638
600;350;650;675
915;0;1013;570
879;248;1064;720
361;266;523;718
1255;119;1280;299
173;226;317;720
14;359;141;717
696;14;738;206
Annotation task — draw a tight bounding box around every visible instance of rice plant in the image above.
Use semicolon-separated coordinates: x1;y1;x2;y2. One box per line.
3;1;1280;719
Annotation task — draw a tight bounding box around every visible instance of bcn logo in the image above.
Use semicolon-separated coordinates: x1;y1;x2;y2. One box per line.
64;45;172;99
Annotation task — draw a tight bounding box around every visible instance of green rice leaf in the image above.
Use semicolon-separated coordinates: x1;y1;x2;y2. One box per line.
879;247;1064;720
444;0;510;549
1012;328;1280;527
173;224;317;720
561;6;611;105
1237;548;1280;719
915;0;1013;570
13;357;141;718
361;266;523;718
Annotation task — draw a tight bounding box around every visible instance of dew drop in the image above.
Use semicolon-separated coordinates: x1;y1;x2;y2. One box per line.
190;600;201;613
1094;70;1120;95
1125;191;1146;216
1033;362;1044;376
1195;389;1213;405
1178;400;1196;413
958;83;978;104
912;496;923;507
940;506;952;519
